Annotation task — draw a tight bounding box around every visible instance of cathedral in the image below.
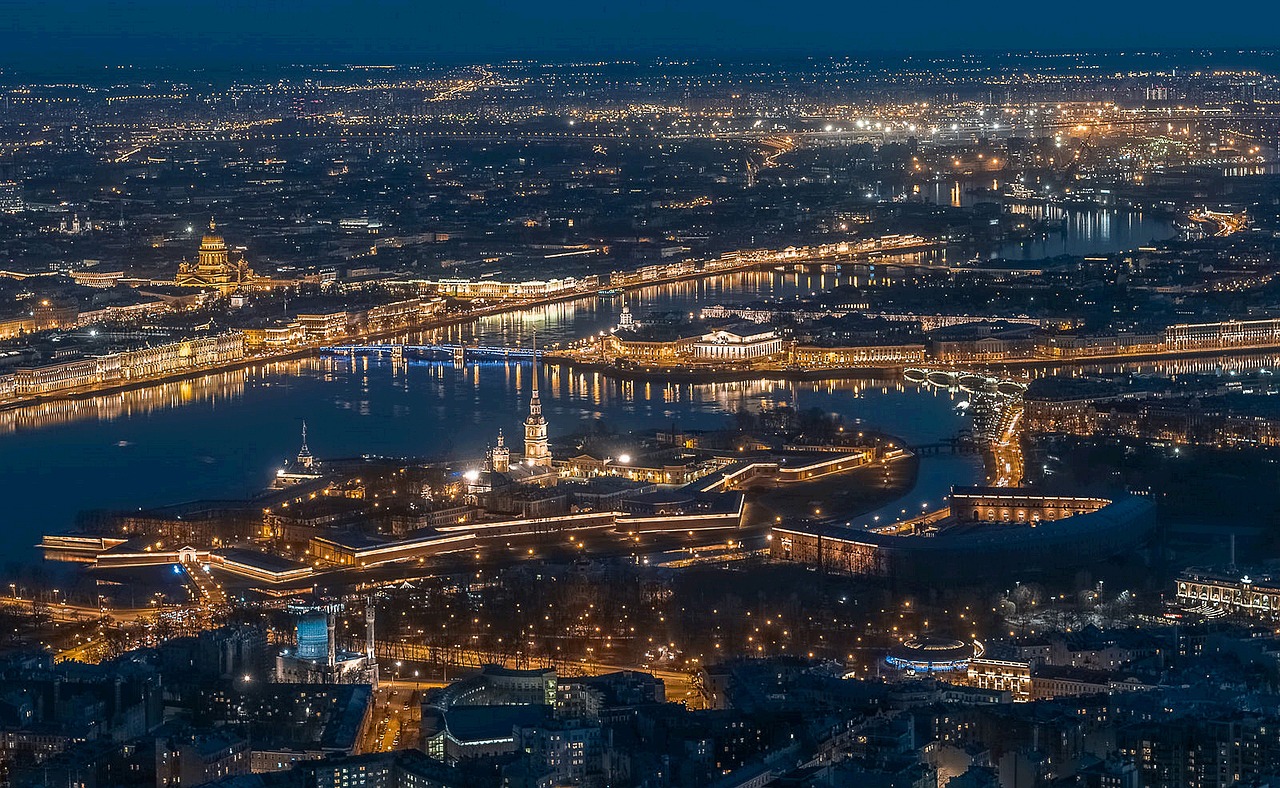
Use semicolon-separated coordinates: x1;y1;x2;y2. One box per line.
175;219;260;295
484;337;555;486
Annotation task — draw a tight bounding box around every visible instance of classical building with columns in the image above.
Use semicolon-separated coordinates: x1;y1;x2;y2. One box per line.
175;219;261;295
693;324;786;361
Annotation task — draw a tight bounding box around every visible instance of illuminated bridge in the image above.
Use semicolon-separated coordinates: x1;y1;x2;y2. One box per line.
323;343;543;362
903;368;1027;395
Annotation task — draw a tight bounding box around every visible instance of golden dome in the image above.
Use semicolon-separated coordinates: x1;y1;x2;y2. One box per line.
200;218;226;251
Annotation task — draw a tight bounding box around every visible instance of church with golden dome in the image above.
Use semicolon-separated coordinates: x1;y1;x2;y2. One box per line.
175;219;261;294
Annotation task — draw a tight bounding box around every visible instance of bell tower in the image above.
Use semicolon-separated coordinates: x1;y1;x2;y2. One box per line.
491;429;511;473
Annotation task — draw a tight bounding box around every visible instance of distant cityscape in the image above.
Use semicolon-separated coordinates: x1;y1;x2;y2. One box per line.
3;49;1280;788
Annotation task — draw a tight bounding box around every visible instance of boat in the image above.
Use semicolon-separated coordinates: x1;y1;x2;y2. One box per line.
597;288;623;298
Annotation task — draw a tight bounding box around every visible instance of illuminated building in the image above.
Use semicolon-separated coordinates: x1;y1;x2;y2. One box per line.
1163;318;1280;351
296;422;314;470
422;277;584;300
421;665;558;763
692;324;786;360
69;269;126;289
0;181;22;213
885;637;977;673
969;657;1034;701
156;730;249;787
601;330;699;362
175;219;260;295
1176;570;1280;619
790;343;926;367
275;422;323;487
275;602;378;687
489;429;510;473
601;324;785;363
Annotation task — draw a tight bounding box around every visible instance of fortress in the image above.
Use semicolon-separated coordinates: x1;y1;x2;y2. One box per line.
772;486;1156;583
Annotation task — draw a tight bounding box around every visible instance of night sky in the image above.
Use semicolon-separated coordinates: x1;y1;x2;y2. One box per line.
0;0;1276;70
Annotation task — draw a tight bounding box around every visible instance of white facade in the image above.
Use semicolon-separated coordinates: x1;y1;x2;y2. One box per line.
693;327;785;360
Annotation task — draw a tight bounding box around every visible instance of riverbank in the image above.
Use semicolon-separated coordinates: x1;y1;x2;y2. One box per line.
0;235;955;413
988;342;1280;372
544;355;906;382
545;340;1280;386
0;250;864;412
15;330;1280;415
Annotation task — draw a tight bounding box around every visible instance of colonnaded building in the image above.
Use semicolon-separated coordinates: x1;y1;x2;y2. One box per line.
175;220;263;294
771;487;1156;583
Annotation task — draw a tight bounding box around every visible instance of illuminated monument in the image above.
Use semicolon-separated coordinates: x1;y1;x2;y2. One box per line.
274;422;324;487
276;601;378;686
478;336;555;489
523;333;551;468
175;219;259;294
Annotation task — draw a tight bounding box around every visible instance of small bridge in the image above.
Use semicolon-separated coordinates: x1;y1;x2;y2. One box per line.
914;439;981;456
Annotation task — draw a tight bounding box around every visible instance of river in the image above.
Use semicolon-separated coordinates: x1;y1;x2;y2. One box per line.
0;209;1177;565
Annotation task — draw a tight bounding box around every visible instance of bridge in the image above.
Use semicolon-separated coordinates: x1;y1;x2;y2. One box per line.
903;368;1027;395
323;343;543;363
914;440;981;457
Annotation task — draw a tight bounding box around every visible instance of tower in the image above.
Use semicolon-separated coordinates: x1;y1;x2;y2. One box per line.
365;596;376;661
296;421;314;469
491;429;510;473
523;332;551;467
326;608;336;667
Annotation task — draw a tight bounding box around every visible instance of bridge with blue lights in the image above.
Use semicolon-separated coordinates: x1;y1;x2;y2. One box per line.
322;343;542;363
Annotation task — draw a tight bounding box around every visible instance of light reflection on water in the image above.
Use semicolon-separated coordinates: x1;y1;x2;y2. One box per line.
0;347;983;564
0;225;1212;565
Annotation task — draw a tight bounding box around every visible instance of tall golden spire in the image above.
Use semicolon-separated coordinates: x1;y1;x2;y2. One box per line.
529;329;540;408
523;328;550;467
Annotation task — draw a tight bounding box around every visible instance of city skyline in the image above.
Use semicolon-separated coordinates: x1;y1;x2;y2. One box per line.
1;31;1280;788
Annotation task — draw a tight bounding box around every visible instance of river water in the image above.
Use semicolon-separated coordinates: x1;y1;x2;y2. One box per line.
0;210;1177;565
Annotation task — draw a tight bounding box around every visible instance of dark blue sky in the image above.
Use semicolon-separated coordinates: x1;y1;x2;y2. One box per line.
0;0;1276;69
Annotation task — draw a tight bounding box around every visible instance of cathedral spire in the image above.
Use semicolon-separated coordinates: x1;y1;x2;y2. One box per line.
297;421;314;469
528;329;541;417
523;330;551;468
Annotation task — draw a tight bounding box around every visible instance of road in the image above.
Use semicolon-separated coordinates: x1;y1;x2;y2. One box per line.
990;400;1025;487
1189;208;1248;237
360;686;428;754
0;596;163;623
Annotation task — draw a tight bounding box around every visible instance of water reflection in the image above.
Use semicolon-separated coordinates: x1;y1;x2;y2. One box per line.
1010;352;1280;380
993;206;1173;260
0;349;982;563
0;369;248;434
